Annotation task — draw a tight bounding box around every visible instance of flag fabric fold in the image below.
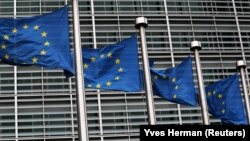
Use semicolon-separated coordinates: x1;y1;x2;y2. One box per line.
0;6;74;76
205;74;247;125
82;35;142;92
150;57;197;106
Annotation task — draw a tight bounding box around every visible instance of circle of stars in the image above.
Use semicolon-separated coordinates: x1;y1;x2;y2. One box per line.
84;51;124;89
207;90;226;115
1;24;50;64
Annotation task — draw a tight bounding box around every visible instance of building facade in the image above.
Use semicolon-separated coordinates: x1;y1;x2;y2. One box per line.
0;0;250;140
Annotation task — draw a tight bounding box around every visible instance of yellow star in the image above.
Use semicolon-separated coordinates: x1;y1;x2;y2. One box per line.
96;83;101;88
44;41;50;47
33;25;39;30
207;92;211;96
175;85;179;90
40;49;46;55
221;109;225;114
1;44;6;50
172;78;176;83
107;52;112;58
162;75;167;79
106;81;112;87
90;56;96;62
83;63;88;69
87;84;92;88
12;28;17;33
218;94;223;99
173;94;177;99
3;35;9;40
4;54;9;60
100;54;104;58
115;76;120;80
23;24;29;29
32;57;38;63
118;67;124;72
41;32;47;37
154;75;158;80
115;58;120;64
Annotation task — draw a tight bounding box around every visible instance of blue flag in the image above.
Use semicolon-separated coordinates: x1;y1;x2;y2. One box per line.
205;74;247;125
150;57;197;106
82;35;141;92
0;6;74;76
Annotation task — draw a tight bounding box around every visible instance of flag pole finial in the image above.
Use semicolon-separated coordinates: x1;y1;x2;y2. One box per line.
190;40;202;51
135;17;148;29
236;60;246;69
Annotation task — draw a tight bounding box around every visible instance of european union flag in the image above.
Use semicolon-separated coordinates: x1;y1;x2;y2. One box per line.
0;6;74;76
205;74;247;125
150;57;197;106
82;35;141;92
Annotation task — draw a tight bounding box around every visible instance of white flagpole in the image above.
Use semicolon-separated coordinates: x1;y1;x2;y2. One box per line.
72;0;89;140
190;41;210;125
135;17;156;125
236;60;250;124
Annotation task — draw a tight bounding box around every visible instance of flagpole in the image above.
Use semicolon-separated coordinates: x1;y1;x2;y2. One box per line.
236;60;250;124
190;41;210;125
72;0;89;141
135;17;156;125
14;1;18;140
